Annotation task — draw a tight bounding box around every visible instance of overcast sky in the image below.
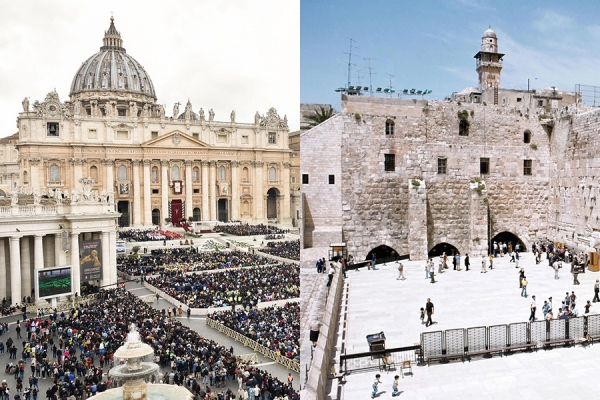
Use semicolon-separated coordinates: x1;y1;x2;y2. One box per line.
302;0;600;110
0;0;299;138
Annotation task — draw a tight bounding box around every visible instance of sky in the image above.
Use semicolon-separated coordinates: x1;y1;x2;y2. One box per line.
0;0;299;138
301;0;600;111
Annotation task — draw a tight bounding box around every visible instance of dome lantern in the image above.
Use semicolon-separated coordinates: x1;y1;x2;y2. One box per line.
101;16;125;52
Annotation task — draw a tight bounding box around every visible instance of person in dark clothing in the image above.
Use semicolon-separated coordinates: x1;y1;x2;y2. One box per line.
425;298;434;327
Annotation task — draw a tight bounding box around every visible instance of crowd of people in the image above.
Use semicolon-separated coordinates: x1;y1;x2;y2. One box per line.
215;224;289;237
260;241;300;261
0;289;298;400
117;249;278;276
145;264;300;309
208;303;299;363
118;229;183;242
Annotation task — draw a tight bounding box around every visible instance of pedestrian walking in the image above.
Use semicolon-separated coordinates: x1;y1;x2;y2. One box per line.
594;280;600;303
425;260;430;279
326;263;335;287
542;300;550;319
371;374;382;398
519;268;525;288
573;264;581;285
570;291;577;310
429;263;436;284
481;259;487;273
455;254;461;271
530;295;537;322
372;254;377;270
420;308;425;325
425;298;434;327
553;260;561;280
521;276;528;298
438;256;444;274
464;254;470;271
396;262;405;280
585;300;592;314
489;254;494;270
392;375;400;397
515;251;520;268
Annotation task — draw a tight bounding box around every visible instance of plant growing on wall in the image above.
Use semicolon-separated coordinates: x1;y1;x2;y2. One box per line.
354;113;361;122
411;179;421;188
530;144;538;150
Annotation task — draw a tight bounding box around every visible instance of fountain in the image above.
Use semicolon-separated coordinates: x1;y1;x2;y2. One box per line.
95;324;194;400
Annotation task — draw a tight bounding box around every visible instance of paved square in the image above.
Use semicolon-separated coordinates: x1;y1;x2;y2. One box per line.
332;252;600;399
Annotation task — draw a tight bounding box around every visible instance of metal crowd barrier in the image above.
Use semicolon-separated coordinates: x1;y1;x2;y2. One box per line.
339;345;420;374
206;318;300;373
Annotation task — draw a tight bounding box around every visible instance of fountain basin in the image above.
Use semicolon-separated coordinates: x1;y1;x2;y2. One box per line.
94;384;194;400
109;362;160;380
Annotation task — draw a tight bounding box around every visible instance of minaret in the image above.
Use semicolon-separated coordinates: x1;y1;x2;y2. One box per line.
474;27;504;91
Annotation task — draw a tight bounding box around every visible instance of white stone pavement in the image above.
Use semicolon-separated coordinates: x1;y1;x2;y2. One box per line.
330;252;600;399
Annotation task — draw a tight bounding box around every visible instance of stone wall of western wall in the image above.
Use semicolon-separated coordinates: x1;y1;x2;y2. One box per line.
336;98;553;260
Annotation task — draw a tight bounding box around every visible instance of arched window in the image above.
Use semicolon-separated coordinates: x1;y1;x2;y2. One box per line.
242;200;250;215
151;166;158;183
49;164;60;183
242;167;249;182
524;130;531;144
385;119;394;135
269;167;276;182
193;167;199;182
23;171;29;184
117;165;127;181
172;165;180;180
193;207;201;221
218;166;226;181
90;166;98;182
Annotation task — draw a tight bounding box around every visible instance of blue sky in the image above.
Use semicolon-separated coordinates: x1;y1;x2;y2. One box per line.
301;1;600;110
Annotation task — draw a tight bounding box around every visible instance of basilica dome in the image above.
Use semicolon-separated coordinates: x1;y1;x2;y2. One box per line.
69;18;156;101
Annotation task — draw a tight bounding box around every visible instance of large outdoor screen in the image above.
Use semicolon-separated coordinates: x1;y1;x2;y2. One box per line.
36;266;73;300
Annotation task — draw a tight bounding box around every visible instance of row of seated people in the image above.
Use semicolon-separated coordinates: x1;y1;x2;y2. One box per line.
260;241;300;261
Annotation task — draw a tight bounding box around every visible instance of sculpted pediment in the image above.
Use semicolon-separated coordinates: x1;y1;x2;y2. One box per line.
142;131;210;148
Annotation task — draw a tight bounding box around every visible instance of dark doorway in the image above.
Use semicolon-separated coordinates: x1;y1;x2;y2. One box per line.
193;207;201;222
152;209;160;226
218;199;228;222
366;245;402;265
117;201;130;227
428;242;459;258
267;188;279;219
171;199;183;226
492;232;526;253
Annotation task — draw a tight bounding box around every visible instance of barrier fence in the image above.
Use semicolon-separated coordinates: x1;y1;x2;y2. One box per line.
339;345;420;374
25;293;100;314
206;318;300;373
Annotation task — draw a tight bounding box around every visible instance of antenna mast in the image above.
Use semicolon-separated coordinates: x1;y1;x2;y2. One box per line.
364;57;378;95
343;38;358;89
385;73;395;96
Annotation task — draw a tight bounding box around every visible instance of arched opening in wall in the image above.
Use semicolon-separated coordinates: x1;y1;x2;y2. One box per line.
366;245;402;265
267;187;279;219
428;242;459;258
0;189;6;197
491;231;527;253
193;207;201;222
152;209;160;226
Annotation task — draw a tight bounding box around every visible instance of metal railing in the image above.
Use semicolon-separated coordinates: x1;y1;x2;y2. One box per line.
339;345;420;374
206;318;300;373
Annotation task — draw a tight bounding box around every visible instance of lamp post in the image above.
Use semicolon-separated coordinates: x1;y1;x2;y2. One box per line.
528;78;537;92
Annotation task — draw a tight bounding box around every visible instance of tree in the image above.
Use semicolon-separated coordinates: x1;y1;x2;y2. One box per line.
305;106;334;129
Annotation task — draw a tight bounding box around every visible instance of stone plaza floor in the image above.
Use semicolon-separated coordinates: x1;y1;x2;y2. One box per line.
330;252;600;399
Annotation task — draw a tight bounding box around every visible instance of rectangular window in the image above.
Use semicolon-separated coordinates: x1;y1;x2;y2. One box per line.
384;154;395;172
88;129;97;139
151;131;158;139
241;135;249;144
302;174;309;184
192;133;199;140
217;134;227;143
47;122;59;137
329;175;335;184
193;188;200;194
118;109;126;117
480;158;489;175
116;130;129;140
524;159;532;176
152;189;159;194
291;176;296;183
538;100;544;107
517;97;522;102
268;132;277;144
437;158;447;174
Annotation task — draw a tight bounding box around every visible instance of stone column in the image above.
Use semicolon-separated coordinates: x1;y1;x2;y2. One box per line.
254;161;264;221
201;161;209;221
231;161;240;220
10;236;21;304
21;237;31;301
185;160;193;221
109;231;118;285
71;158;85;191
408;179;428;261
143;160;152;226
132;160;142;226
34;234;44;273
0;239;6;301
29;158;41;190
102;231;111;287
54;233;63;266
103;159;115;195
209;161;217;221
161;160;169;225
469;181;489;257
71;233;80;296
281;162;291;223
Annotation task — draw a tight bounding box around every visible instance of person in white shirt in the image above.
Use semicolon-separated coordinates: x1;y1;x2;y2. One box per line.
529;296;537;322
